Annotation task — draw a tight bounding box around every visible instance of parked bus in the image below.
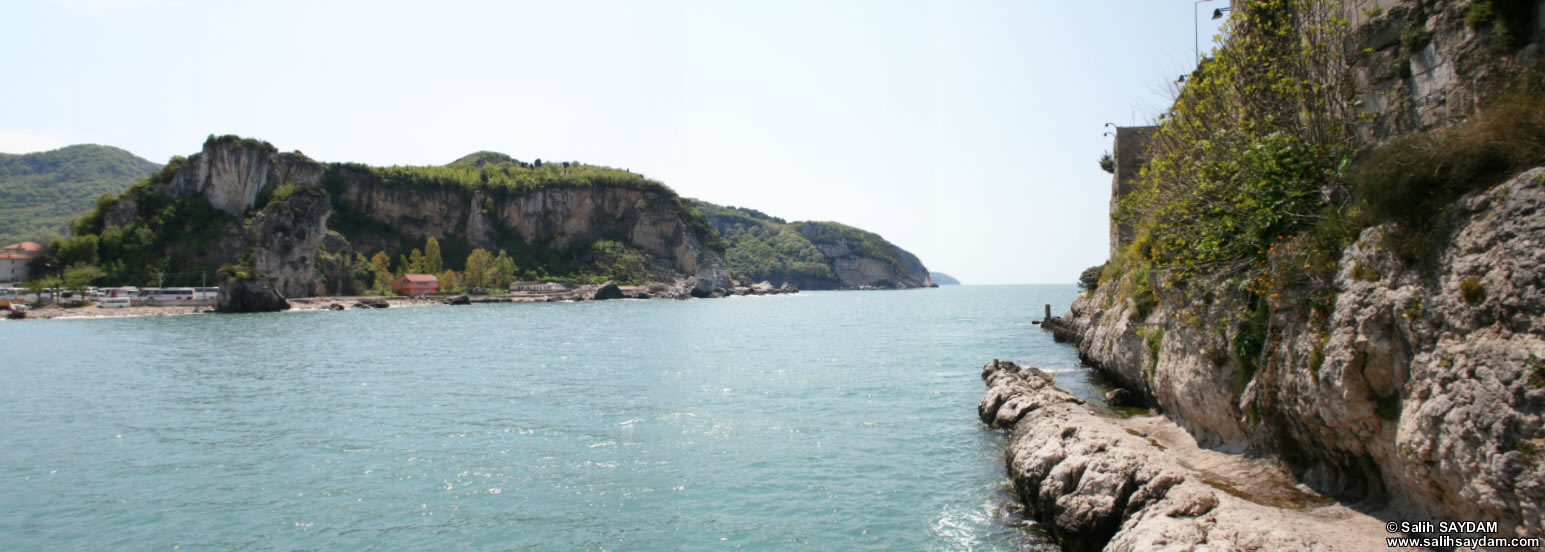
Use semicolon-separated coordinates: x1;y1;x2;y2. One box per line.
139;288;196;302
99;286;138;298
194;287;219;300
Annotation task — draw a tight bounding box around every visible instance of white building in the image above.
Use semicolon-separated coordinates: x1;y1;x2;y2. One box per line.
0;242;41;284
509;281;567;293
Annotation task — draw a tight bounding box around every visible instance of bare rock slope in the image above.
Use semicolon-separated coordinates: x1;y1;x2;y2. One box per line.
980;360;1387;552
1048;168;1545;537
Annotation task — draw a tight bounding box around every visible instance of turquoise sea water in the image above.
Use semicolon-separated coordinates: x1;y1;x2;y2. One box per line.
0;285;1090;551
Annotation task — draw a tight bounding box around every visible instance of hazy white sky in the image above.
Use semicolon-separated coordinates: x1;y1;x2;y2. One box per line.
0;0;1228;284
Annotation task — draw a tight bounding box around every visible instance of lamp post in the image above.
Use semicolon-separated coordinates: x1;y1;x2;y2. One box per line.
1194;0;1212;63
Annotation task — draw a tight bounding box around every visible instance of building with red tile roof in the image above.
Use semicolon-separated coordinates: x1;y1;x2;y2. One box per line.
390;273;440;296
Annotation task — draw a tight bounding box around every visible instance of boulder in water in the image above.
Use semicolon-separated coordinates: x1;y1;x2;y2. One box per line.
215;279;291;313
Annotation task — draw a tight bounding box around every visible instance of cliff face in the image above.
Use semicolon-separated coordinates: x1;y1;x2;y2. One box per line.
330;169;729;289
1051;168;1545;538
247;185;332;298
114;135;731;297
153;137;325;216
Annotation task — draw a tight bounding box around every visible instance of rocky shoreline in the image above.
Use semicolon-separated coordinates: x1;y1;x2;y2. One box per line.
979;359;1387;551
8;277;801;320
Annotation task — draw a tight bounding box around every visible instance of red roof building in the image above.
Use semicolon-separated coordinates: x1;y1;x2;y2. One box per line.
390;274;440;296
2;242;42;254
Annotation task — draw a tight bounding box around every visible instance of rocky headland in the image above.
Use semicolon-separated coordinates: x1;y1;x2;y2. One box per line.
995;1;1545;548
1044;168;1545;543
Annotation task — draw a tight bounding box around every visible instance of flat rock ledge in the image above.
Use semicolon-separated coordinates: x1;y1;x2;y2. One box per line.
980;360;1379;552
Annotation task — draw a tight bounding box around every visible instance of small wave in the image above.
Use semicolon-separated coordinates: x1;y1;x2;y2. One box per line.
931;505;989;551
617;418;642;426
588;441;615;448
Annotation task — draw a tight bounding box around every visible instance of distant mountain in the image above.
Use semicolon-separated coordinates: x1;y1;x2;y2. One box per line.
0;144;161;244
693;200;933;290
930;272;960;285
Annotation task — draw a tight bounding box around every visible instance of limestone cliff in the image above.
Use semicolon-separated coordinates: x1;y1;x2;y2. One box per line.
1048;168;1545;538
327;166;729;290
90;135;732;296
247;185;332;298
151;136;325;216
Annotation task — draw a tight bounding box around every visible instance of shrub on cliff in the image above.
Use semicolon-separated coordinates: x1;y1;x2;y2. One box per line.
1353;92;1545;262
1120;0;1355;276
1078;264;1104;291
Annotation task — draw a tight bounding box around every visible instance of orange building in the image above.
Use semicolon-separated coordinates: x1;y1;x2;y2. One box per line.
390;274;440;296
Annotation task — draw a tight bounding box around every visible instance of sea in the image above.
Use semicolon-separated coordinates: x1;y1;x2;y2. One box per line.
0;284;1097;551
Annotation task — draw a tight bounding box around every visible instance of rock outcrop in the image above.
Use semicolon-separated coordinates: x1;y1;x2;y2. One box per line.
153;136;325;216
215;279;291;313
588;281;624;301
981;360;1384;551
1054;168;1545;538
247;185;332;298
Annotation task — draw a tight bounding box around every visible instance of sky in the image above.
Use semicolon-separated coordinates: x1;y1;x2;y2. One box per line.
0;0;1229;285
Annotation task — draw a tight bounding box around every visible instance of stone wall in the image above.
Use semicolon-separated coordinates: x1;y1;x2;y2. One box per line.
1346;0;1545;143
1108;126;1156;259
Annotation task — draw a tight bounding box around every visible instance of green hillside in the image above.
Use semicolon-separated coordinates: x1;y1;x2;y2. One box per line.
693;201;841;288
0;145;161;244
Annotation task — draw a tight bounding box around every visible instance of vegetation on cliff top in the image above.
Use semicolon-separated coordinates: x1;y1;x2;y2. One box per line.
328;152;724;254
694;200;925;289
1104;0;1545;407
0;145;161;244
693;201;839;287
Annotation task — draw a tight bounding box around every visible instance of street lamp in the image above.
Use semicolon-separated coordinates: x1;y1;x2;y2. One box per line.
1194;0;1212;63
1213;7;1231;20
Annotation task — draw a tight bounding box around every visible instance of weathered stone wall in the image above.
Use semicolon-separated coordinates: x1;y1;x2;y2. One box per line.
1108;126;1156;259
1347;0;1545;143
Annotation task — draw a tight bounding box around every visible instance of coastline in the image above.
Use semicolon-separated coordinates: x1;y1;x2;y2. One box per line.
8;282;817;321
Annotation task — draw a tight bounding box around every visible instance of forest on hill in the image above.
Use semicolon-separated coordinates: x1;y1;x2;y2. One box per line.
0;145;159;244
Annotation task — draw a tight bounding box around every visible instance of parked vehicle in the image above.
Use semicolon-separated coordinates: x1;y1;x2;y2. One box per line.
98;297;133;309
138;288;195;302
